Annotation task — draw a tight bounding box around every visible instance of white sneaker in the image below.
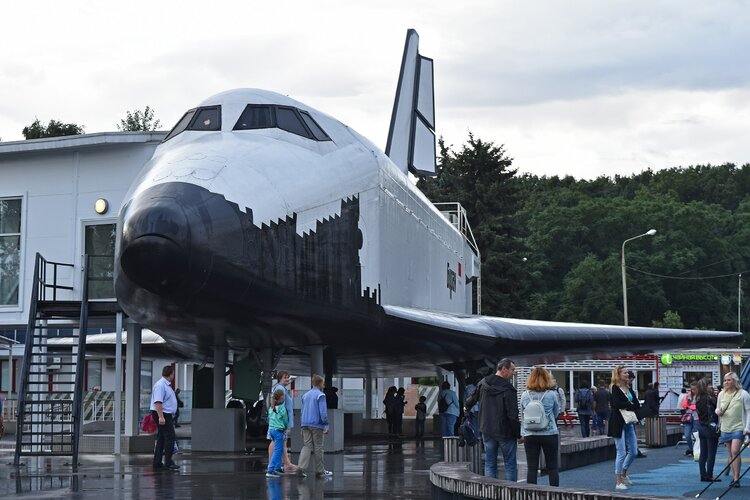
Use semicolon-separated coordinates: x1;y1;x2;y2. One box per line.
616;483;629;490
317;470;333;477
621;476;632;486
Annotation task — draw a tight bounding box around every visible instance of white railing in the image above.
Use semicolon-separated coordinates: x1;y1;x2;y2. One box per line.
434;202;480;257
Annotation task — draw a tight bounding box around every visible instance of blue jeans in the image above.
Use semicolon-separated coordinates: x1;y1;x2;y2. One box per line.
580;414;591;437
614;423;637;475
268;429;285;473
440;413;457;437
482;435;518;481
697;423;718;479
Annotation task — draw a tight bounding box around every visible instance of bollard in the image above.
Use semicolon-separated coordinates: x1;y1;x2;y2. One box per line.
443;436;461;462
466;442;482;473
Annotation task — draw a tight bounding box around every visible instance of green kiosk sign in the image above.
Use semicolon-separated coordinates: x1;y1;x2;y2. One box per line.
660;353;718;365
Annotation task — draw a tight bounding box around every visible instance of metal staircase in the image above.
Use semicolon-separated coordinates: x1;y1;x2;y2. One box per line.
13;254;91;469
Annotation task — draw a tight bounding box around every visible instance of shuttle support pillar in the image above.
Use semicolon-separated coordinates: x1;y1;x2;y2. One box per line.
213;344;227;409
124;321;142;436
309;345;324;379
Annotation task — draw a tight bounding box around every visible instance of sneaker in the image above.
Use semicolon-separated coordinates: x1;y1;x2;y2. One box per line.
621;476;632;486
685;449;693;456
266;471;280;478
296;470;307;478
318;470;333;477
615;483;629;490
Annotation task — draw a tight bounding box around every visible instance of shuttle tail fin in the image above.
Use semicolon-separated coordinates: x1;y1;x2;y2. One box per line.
385;29;437;177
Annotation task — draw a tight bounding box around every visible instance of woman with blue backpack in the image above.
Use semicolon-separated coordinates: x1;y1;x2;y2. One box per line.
520;367;560;486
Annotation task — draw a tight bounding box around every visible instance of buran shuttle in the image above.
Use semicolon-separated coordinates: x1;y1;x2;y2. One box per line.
114;30;741;376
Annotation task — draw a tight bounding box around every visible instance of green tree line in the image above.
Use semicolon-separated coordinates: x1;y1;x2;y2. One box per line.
419;135;750;342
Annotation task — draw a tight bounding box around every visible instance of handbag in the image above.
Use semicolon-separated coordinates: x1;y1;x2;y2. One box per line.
680;412;693;424
620;409;638;424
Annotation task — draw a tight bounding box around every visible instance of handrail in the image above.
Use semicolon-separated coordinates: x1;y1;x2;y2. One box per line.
36;256;74;302
14;253;42;465
433;202;480;257
71;255;90;470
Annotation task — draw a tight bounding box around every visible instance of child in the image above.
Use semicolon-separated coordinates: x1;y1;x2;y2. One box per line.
267;388;289;478
415;396;427;438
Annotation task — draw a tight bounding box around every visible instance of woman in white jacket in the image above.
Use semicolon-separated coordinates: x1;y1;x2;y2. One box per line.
715;372;750;488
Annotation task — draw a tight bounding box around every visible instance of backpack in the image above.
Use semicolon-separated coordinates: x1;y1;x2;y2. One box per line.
438;394;449;413
460;412;479;446
523;391;550;431
577;389;593;411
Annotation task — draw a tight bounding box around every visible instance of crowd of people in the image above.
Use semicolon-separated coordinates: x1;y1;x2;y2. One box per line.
456;359;750;490
143;362;750;491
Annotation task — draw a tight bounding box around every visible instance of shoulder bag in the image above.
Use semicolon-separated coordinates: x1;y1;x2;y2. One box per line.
617;386;639;424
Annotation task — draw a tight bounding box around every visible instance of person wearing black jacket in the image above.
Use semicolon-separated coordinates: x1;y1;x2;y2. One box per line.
464;358;521;481
608;366;640;491
695;378;720;482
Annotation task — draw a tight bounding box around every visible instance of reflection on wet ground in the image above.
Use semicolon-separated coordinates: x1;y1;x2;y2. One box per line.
0;437;440;499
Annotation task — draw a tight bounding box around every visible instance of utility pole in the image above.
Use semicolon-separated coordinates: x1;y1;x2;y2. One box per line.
739;273;742;333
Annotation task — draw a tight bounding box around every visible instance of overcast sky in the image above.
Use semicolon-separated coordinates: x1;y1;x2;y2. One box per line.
2;1;749;179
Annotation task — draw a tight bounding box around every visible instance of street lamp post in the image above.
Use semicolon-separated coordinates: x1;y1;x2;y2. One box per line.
621;229;657;326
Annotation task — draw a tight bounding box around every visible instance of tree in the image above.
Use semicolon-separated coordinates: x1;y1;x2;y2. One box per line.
652;310;685;329
418;134;529;317
22;118;84;139
117;106;161;131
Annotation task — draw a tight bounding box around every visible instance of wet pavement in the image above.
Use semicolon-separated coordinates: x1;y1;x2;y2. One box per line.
0;436;439;499
3;429;750;499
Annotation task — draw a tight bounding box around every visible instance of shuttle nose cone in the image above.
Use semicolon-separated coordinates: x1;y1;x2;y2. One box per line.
119;199;189;295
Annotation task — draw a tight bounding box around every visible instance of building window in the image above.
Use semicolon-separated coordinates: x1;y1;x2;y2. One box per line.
85;223;116;300
140;360;153;392
86;359;102;391
0;198;22;306
1;359;12;392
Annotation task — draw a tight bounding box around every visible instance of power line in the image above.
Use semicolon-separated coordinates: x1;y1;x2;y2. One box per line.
626;267;750;281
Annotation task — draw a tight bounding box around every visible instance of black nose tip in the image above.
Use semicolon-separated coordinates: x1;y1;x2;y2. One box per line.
120;234;188;294
120;200;189;295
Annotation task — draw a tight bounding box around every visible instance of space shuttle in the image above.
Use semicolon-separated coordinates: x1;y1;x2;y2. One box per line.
113;30;741;376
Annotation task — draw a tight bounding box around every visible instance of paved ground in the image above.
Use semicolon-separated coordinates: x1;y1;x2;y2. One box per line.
2;429;750;499
558;444;750;499
0;436;439;499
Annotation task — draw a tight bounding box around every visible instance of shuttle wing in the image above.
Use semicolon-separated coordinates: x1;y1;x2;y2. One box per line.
382;304;743;364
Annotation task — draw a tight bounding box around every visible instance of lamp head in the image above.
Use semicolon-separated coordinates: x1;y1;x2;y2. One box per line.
646;229;657;236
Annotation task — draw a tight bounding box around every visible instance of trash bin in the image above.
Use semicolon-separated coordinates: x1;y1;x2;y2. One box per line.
645;416;668;447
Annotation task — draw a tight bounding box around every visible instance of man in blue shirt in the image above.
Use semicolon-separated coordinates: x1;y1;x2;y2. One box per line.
150;365;179;470
297;374;332;478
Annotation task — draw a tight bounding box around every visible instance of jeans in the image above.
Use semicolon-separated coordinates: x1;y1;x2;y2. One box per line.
482;435;518;481
151;411;176;466
698;423;718;479
440;413;457;437
579;414;591;437
268;429;285;473
614;423;637;475
595;411;609;434
684;420;698;451
524;434;559;486
298;427;325;475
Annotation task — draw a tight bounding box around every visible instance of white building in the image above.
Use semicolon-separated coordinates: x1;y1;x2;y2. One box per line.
0;132;176;399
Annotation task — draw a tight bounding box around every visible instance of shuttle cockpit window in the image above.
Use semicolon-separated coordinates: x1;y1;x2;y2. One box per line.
163;109;197;142
233;104;331;141
276;107;311;138
299;111;331;141
162;105;221;142
187;106;221;131
234;105;273;129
